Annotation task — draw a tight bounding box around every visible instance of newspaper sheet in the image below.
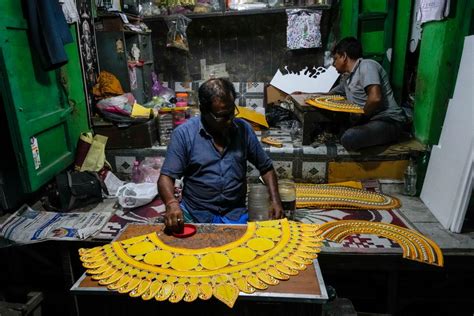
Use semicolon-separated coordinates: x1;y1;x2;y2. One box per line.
0;204;112;244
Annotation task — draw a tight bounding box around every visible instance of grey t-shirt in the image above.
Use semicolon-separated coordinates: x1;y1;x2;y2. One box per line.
329;59;406;123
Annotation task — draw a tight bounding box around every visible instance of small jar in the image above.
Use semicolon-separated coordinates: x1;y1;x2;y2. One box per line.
172;108;187;127
247;183;270;221
175;92;188;105
278;179;296;220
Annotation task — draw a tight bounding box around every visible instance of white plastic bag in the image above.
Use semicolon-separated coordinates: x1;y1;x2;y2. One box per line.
116;183;158;208
139;157;163;183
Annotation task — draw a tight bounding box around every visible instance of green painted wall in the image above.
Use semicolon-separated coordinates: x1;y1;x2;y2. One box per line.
414;1;473;144
338;0;411;104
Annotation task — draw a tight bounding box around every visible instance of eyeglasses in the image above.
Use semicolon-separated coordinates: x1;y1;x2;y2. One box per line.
208;106;239;123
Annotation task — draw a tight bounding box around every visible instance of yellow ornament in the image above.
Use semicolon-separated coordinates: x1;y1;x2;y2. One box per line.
200;253;230;270
296;183;401;210
227;247;256;263
247;238;275;251
126;241;155;256
170;255;199;271
143;250;173;265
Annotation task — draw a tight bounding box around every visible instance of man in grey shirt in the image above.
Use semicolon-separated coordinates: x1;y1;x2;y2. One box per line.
329;37;407;150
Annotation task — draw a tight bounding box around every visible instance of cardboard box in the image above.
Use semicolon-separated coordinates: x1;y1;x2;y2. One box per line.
265;84;288;106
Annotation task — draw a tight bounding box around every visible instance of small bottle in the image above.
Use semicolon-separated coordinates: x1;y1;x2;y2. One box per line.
404;158;417;196
131;160;142;183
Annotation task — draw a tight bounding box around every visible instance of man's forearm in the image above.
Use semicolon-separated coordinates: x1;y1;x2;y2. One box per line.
261;168;281;203
364;84;382;116
158;174;178;204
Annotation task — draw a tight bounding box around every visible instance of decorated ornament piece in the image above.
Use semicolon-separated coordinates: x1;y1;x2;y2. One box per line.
317;220;444;267
296;183;401;210
305;95;364;113
79;219;323;308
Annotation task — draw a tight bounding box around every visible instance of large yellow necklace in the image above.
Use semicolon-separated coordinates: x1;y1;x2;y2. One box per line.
79;219;323;308
305;95;364;113
296;183;401;210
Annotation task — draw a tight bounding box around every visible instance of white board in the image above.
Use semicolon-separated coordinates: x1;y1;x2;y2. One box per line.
270;66;339;95
420;35;474;232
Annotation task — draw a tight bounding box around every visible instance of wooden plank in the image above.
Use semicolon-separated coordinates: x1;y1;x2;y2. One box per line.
328;160;408;183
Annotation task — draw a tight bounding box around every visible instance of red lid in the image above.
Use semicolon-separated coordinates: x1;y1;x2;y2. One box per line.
172;224;197;238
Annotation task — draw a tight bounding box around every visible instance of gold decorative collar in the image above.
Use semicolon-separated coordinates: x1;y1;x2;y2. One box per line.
79;219;323;307
305;95;364;113
296;183;401;210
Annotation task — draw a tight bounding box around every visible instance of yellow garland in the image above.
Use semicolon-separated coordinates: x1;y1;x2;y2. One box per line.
305;95;364;113
79;219;323;308
317;220;444;267
296;183;401;210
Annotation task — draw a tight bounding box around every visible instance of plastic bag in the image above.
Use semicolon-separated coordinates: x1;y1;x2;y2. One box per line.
286;9;322;50
116;183;158;209
151;72;176;103
139;157;163;183
265;105;297;127
140;1;161;16
96;93;135;116
165;15;192;51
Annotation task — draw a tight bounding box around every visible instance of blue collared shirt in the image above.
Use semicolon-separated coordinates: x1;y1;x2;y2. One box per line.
160;116;273;222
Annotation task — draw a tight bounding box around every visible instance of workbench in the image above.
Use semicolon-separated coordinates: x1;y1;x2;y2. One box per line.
290;94;334;145
70;223;328;313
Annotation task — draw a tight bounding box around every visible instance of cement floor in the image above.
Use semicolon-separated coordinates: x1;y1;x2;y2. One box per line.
381;183;474;254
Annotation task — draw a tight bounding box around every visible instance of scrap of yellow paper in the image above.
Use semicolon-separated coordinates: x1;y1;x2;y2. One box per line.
236;106;269;128
327;181;363;189
131;102;152;118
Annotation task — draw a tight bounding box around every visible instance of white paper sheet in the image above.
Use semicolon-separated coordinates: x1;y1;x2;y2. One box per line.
270;66;339;95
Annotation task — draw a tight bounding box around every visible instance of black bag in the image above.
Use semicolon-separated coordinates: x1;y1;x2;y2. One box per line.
55;171;104;211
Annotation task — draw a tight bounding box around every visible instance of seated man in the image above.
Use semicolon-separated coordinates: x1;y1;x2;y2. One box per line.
158;78;283;233
329;37;407;151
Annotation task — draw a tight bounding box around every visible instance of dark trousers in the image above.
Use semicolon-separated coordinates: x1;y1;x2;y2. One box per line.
340;119;404;151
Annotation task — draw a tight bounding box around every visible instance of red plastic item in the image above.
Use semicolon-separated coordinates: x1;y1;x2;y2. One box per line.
172;224;197;238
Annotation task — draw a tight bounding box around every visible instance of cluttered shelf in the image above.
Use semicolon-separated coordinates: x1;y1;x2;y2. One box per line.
142;4;331;20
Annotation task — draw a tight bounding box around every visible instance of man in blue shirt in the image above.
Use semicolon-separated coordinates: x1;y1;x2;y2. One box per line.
158;78;283;233
329;37;407;150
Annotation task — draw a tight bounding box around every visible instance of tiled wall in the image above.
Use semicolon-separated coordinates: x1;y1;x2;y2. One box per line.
167;80;266;114
108;129;335;183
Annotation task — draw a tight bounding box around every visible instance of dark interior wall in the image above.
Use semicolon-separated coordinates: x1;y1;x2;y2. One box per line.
147;8;337;82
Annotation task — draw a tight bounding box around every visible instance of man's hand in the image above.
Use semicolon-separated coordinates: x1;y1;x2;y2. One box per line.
164;200;184;233
260;168;285;220
269;199;284;220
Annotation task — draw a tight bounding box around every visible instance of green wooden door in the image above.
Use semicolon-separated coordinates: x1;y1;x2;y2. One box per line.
0;2;89;193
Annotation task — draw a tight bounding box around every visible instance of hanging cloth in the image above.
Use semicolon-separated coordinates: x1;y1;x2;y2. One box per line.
24;0;73;70
417;0;450;25
286;9;322;50
59;0;80;24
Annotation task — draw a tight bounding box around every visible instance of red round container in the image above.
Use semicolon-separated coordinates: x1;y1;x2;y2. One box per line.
172;224;197;238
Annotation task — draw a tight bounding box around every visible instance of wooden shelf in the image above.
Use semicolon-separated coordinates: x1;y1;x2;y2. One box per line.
143;4;331;21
